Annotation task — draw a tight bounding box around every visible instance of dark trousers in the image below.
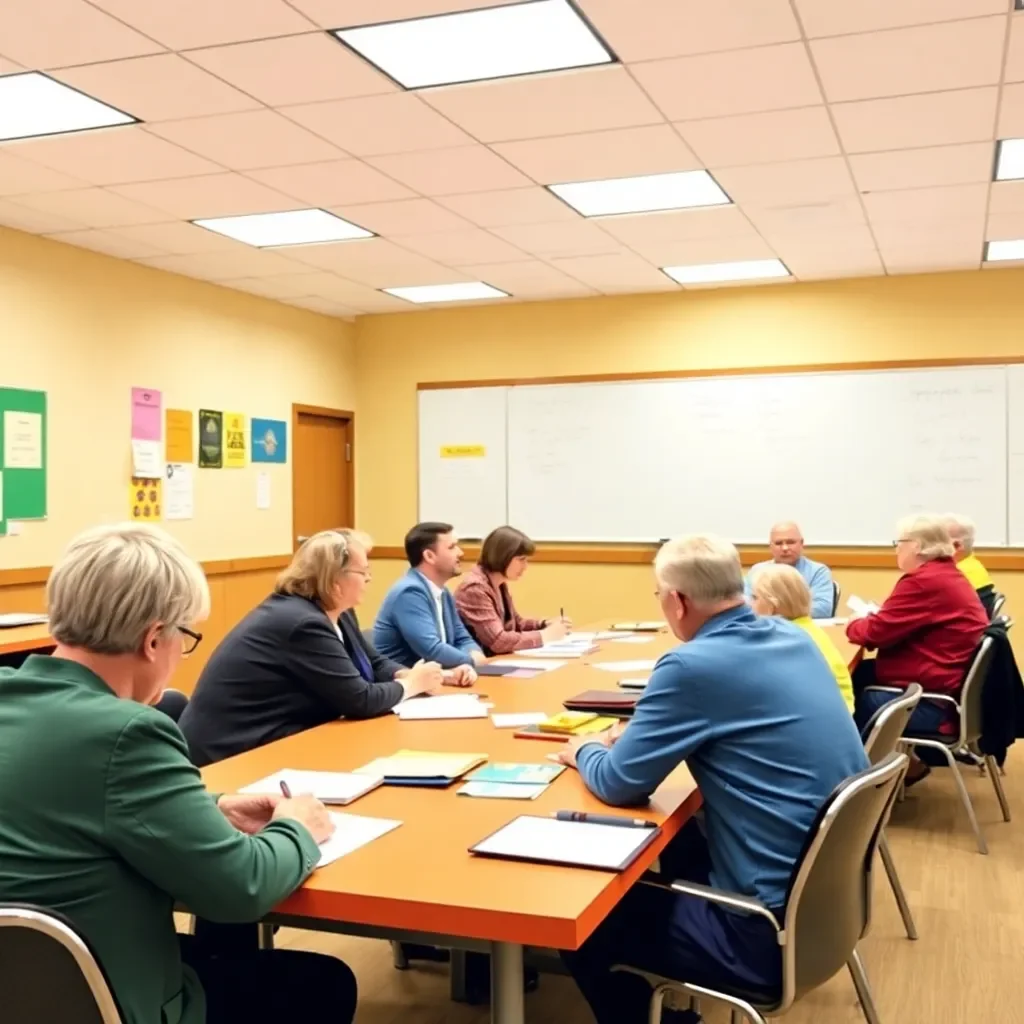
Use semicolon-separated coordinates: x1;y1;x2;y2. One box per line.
852;660;950;735
179;933;356;1024
562;819;782;1024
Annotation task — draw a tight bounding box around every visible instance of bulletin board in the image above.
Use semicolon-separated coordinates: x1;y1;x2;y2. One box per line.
0;387;48;536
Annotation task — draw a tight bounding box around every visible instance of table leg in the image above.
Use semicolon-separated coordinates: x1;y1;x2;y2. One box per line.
450;949;468;1002
491;941;525;1024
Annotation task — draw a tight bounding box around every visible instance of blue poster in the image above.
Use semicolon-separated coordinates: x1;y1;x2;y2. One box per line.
251;418;287;463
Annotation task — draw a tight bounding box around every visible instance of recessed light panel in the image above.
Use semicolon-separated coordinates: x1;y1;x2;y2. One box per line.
985;239;1024;262
0;72;135;142
549;170;730;217
383;282;509;304
663;259;791;285
193;209;373;248
333;0;613;90
995;139;1024;181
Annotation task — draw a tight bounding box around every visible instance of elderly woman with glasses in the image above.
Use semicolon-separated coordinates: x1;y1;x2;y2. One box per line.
180;529;443;768
846;514;988;782
0;523;357;1024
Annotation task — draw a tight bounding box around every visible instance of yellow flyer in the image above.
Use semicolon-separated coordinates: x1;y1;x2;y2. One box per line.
223;412;247;468
128;476;162;522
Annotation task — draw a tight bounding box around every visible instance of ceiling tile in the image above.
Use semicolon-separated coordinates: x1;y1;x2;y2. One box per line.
110;174;299;219
0;197;86;234
1008;16;1024;83
989;180;1024;214
10;188;170;227
998;83;1024;138
247;160;414;206
869;215;984;248
597;206;758;244
185;34;396;107
279;271;411;309
768;241;884;278
330;198;470;234
631;43;823;122
422;66;664;143
879;241;982;273
810;18;1006;104
392;227;527;264
744;197;873;244
282;237;467;287
492;125;701;184
0;56;25;74
114;221;258;254
45;227;165;259
437;188;579;227
491;220;621;259
0;0;163;68
0;150;88;195
619;233;779;267
285;296;360;318
8;127;220;185
281;93;472;156
285;0;522;29
86;0;315;49
715;157;856;209
862;182;989;224
53;54;260;123
987;209;1024;239
832;87;998;152
794;0;1007;39
219;273;325;300
676;107;840;168
146;111;345;171
451;259;596;297
367;146;531;196
579;0;799;61
548;251;677;293
849;143;995;192
136;248;307;281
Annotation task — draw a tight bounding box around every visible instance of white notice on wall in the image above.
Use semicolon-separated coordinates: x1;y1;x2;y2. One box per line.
256;471;271;510
3;411;42;469
132;439;162;476
164;463;194;521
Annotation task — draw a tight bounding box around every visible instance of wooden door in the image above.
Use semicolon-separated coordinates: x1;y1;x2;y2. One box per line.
291;404;354;550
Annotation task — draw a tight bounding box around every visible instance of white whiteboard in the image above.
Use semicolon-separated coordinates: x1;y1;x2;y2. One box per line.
1008;365;1024;546
420;365;1013;545
417;387;507;540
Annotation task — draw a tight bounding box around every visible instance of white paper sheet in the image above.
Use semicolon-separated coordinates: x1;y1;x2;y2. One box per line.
256;471;271;510
592;660;657;673
240;769;382;805
394;694;488;720
847;596;879;617
611;636;654;645
164;463;194;520
3;411;42;469
458;782;548;800
491;712;548;729
131;438;162;476
489;659;567;672
516;646;590;659
611;621;664;631
812;616;849;627
316;812;402;868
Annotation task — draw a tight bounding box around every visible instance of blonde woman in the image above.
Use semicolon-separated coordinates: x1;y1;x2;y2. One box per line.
0;524;356;1024
180;529;443;767
749;563;854;711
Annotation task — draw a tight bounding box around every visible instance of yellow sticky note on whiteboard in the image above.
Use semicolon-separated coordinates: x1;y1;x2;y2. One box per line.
440;445;486;458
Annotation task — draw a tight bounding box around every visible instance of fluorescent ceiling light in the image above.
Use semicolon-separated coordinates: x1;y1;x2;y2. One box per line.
193;209;373;247
333;0;613;89
549;170;730;217
0;72;135;142
663;259;791;286
384;282;509;304
985;239;1024;262
995;138;1024;181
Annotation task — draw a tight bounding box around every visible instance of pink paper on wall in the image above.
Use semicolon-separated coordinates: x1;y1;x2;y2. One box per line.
131;387;162;441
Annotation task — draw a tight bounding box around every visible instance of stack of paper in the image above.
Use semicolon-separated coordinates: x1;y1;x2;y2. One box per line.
394;694;488;720
517;644;594;659
592;660;657;673
611;636;655;645
316;812;402;868
492;711;548;729
611;621;665;632
354;749;488;787
458;762;565;801
489;658;568;673
240;769;382;805
0;612;48;628
847;596;880;617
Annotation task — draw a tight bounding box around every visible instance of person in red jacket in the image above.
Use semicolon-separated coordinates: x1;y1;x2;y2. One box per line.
847;514;988;784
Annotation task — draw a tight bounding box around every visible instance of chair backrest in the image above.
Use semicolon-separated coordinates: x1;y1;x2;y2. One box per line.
991;592;1006;619
780;753;907;1008
861;684;922;764
831;581;841;616
957;635;996;747
362;627;375;648
0;904;122;1023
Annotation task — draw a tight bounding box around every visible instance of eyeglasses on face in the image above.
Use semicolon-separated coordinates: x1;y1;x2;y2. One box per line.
178;625;203;656
344;568;372;579
891;538;914;547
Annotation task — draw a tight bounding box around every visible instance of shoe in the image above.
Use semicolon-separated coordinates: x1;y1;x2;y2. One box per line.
903;763;932;789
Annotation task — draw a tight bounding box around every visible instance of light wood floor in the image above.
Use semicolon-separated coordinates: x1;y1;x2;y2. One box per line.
269;751;1024;1024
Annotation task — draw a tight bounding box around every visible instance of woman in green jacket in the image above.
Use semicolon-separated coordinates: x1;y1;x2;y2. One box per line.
0;523;357;1024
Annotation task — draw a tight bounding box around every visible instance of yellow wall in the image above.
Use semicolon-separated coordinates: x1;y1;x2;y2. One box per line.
0;227;355;568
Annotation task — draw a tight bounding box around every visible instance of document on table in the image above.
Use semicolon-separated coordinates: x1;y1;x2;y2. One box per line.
470;815;659;871
611;636;654;645
516;646;591;659
492;712;548;729
394;694;488;720
490;659;568;673
813;616;849;627
458;782;548;800
316;812;402;868
847;596;879;617
240;769;382;805
592;660;657;673
0;612;48;627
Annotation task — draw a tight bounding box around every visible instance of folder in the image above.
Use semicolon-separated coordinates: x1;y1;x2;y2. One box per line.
354;750;487;787
467;762;565;785
513;718;618;742
562;690;639;716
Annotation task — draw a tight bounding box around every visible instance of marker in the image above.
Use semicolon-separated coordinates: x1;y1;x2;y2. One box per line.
554;810;656;829
279;780;293;799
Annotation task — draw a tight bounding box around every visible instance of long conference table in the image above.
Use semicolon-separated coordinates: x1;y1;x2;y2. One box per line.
0;623;55;666
201;620;860;1024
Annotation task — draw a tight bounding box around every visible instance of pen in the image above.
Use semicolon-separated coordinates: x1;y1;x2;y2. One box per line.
560;606;565;620
279;780;292;799
554;810;656;829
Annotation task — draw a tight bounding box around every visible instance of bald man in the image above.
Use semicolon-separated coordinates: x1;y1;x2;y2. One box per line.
745;522;835;618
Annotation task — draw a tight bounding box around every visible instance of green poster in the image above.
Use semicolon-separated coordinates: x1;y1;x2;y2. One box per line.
198;409;223;468
0;387;48;535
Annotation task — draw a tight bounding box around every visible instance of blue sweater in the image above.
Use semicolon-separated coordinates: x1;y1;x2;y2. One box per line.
577;604;868;908
745;554;835;618
373;569;481;669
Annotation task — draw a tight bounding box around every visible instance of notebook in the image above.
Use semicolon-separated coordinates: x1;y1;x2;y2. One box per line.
316;812;402;868
467;762;565;785
492;711;548;729
537;711;598;734
457;782;548;800
0;613;48;628
563;690;639;715
513;718;617;742
354;750;488;787
240;769;382;806
470;815;661;871
393;694;488;720
610;622;664;632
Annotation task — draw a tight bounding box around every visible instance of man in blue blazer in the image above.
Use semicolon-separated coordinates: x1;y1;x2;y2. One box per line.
374;522;485;683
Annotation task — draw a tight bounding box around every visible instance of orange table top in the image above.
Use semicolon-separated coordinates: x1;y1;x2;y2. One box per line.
0;623;54;656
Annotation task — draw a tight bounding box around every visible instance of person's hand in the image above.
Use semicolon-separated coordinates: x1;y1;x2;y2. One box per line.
608;719;628;745
272;794;335;845
554;734;603;769
218;794;280;835
470;649;487;666
541;619;569;644
445;663;477;687
401;659;444;697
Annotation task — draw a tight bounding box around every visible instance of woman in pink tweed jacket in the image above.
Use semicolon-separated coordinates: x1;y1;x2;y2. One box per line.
454;526;570;655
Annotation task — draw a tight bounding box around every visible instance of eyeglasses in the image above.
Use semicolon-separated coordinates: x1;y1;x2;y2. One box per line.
891;538;913;547
178;625;203;656
344;568;372;580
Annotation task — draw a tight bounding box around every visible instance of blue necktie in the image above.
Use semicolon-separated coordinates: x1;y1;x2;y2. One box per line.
342;624;373;681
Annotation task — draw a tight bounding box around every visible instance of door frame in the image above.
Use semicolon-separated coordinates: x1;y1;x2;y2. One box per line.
291;403;356;548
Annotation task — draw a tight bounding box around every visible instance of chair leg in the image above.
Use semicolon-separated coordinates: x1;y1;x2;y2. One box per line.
985;755;1012;822
649;983;669;1024
878;831;918;940
943;747;988;854
257;922;274;950
731;1010;745;1024
847;949;882;1024
391;941;409;970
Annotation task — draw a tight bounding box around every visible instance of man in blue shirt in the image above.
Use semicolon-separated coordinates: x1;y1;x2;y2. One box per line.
374;522;484;684
745;520;835;618
557;534;868;1024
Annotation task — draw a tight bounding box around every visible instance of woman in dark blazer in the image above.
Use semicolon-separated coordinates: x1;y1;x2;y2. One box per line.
180;530;442;767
